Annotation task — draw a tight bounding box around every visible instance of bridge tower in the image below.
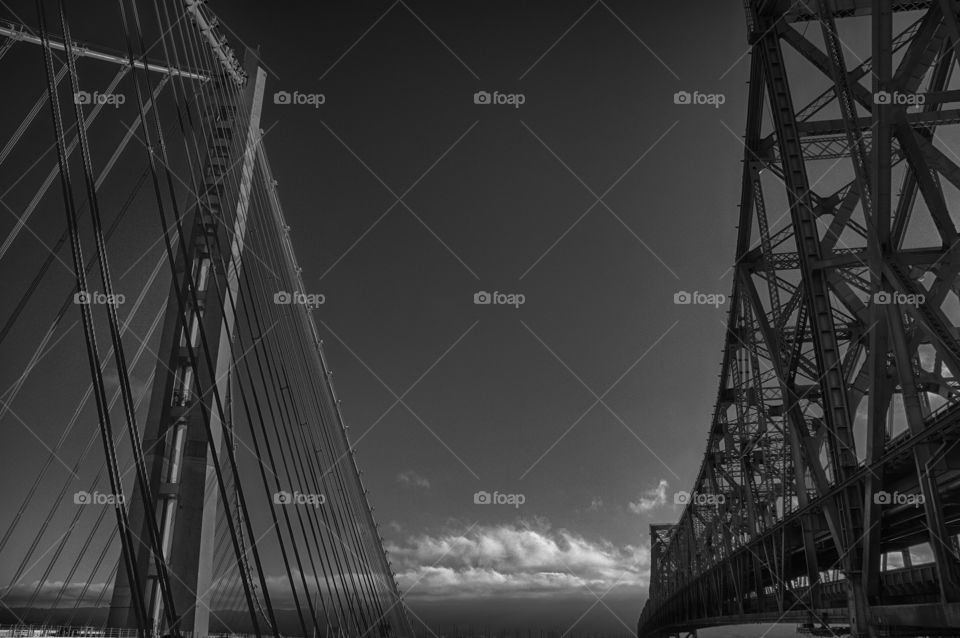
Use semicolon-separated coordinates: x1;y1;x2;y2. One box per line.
107;49;266;637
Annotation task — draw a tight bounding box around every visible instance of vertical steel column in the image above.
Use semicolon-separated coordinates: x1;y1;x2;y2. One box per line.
861;0;892;605
108;57;265;636
752;13;871;636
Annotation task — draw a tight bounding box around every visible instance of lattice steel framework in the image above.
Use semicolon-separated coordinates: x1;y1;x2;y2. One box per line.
638;1;960;636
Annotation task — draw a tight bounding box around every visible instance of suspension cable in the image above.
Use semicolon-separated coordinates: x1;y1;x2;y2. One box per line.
33;1;148;634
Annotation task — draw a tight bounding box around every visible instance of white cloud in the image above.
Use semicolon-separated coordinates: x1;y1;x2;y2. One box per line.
11;523;650;612
628;479;669;514
386;521;649;600
397;470;431;489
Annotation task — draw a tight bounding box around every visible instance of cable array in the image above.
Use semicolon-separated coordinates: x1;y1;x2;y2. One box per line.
0;2;410;637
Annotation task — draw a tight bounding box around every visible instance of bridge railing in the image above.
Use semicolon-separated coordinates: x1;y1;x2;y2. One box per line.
0;626;322;638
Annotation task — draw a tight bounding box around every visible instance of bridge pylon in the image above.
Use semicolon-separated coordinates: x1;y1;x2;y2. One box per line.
107;51;266;637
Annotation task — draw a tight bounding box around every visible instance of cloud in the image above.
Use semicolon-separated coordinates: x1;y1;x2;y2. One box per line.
7;524;650;622
3;579;110;607
397;470;431;489
587;497;603;512
628;479;669;513
386;520;649;600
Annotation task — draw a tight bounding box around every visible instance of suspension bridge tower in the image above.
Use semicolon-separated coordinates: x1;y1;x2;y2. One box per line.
107;46;266;638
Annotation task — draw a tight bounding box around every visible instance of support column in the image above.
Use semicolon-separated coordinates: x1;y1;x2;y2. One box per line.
108;55;265;637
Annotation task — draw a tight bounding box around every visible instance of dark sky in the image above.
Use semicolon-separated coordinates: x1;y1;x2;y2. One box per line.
0;1;796;634
206;1;749;632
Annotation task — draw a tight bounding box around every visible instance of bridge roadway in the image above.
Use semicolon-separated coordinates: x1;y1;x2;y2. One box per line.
637;402;960;637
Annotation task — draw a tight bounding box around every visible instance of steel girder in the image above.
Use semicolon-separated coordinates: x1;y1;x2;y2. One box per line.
638;2;960;637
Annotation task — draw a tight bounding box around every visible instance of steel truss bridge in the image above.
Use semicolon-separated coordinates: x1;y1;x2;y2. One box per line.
0;2;411;638
638;1;960;637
